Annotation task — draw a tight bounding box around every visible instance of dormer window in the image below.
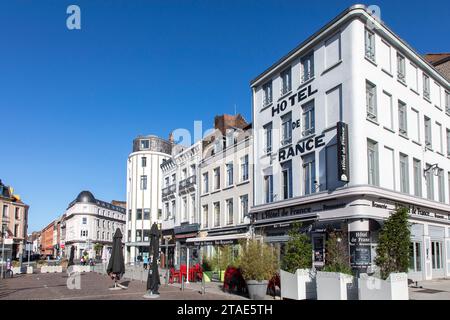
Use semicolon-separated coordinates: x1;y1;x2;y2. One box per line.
140;140;150;149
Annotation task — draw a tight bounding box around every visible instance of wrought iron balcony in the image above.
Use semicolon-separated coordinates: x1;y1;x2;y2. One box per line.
162;184;176;199
178;175;196;193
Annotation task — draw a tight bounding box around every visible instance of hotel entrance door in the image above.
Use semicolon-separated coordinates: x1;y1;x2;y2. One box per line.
431;241;444;278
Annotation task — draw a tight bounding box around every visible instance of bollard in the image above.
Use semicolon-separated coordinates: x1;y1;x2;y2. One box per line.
181;274;184;291
201;274;206;295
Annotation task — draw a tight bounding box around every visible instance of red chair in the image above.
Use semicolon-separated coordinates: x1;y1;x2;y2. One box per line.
169;267;181;284
180;264;187;282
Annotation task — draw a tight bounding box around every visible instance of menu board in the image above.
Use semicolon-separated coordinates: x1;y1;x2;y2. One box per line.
349;231;371;268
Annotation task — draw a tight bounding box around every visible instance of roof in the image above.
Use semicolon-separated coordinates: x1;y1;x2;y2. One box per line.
424;53;450;65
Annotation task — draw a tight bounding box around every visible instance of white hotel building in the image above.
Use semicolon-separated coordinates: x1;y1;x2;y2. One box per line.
250;5;450;281
125;135;172;263
65;191;126;259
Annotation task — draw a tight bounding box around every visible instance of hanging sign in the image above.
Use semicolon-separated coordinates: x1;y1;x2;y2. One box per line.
337;121;349;182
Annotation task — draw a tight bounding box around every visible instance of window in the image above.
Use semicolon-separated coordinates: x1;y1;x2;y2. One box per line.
182;197;187;221
280;68;292;95
190;194;195;222
202;205;208;228
446;91;450;114
409;242;422;272
382;147;395;190
437;169;445;203
108;221;111;229
164;202;170;219
226;199;233;225
425;163;434;200
103;220;106;228
136;209;142;220
213;167;220;190
301;52;314;83
140;140;149;149
102;232;105;240
366;81;377;120
281;112;292;145
171;173;176;184
262;81;273;106
240;155;249;181
424;117;432;148
164;176;170;187
435;83;442;108
141;157;147;167
413;159;422;197
399;153;409;194
367;139;379;186
397;53;406;83
436;122;443;154
82;217;87;224
410;109;420;142
2;205;8;218
264;174;274;203
182;168;187;179
143;230;150;242
282;160;293;199
202;172;209;193
447;129;450;157
302;100;315;136
398;101;407;136
263;122;273;154
171;200;176;220
302;153;316;195
226;163;234;186
213;138;223;154
239;195;248;223
423;74;430;100
365;29;375;61
128;209;131;221
214;202;220;227
97;219;100;227
190;164;196;176
136;230;142;242
144;209;150;220
140;175;147;190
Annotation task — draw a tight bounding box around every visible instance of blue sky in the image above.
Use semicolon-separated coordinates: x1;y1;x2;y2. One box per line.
0;0;448;232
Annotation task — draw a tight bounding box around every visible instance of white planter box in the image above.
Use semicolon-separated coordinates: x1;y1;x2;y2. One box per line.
280;269;317;300
26;266;33;274
11;267;23;274
316;271;358;300
40;266;63;273
72;265;92;273
358;273;409;300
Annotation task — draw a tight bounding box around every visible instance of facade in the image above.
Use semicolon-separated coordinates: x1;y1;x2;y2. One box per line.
191;115;253;259
250;5;450;280
125;135;172;263
160;140;202;267
29;231;41;254
0;180;29;260
40;221;55;258
64;191;126;259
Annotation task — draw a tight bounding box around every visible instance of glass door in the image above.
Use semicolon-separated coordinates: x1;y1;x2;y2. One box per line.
431;241;444;277
409;241;422;272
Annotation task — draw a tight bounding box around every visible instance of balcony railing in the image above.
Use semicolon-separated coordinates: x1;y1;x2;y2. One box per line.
162;184;176;198
179;175;196;192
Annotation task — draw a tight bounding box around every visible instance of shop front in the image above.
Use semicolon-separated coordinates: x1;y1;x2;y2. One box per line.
173;223;200;268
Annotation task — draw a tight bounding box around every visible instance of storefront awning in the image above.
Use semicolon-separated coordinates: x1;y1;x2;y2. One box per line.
186;232;250;246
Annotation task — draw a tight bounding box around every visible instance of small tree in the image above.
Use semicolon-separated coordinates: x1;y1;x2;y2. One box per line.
375;206;410;279
282;223;312;273
238;239;278;281
323;231;352;275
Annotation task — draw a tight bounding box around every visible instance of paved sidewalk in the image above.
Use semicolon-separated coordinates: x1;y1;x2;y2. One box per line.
0;272;247;300
409;279;450;300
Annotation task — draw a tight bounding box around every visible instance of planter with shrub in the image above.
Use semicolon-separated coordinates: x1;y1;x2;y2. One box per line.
316;231;357;300
280;223;316;300
238;239;278;300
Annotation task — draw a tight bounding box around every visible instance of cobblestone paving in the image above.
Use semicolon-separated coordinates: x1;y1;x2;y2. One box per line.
0;272;248;300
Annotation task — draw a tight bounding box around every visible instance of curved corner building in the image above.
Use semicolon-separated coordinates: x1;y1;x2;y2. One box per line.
125;135;172;263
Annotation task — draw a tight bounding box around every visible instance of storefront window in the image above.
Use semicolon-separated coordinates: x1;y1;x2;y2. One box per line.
409;241;422;272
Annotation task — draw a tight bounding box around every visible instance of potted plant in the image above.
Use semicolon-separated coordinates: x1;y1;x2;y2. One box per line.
238;239;278;300
359;207;410;300
316;231;357;300
280;223;316;300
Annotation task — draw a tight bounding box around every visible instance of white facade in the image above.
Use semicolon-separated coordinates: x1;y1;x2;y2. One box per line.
251;5;450;280
160;141;202;266
125;135;172;263
65;191;126;259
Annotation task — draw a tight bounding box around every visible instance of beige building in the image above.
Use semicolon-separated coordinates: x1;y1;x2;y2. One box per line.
0;180;29;260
